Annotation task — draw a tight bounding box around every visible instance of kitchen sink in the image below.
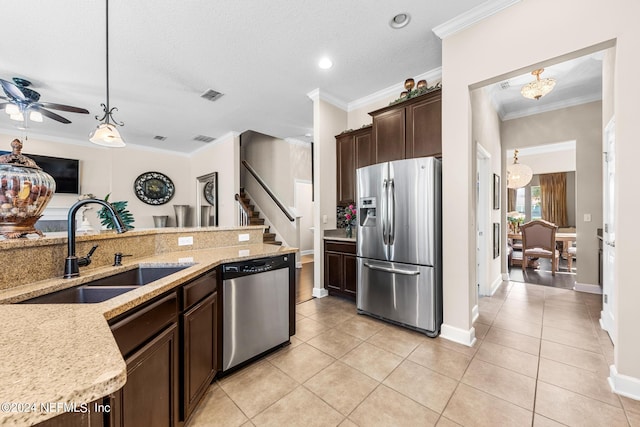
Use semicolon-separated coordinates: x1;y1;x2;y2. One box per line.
21;266;189;304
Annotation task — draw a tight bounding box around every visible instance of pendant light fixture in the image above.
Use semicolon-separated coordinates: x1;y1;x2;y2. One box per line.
89;0;125;147
521;68;556;100
507;149;533;189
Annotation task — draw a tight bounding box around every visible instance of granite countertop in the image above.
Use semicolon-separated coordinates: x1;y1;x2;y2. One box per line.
323;229;356;243
0;243;297;426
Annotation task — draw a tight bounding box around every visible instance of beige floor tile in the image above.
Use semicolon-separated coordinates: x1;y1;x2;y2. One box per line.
542;315;598;338
497;305;544;324
621;395;640;415
383;359;458;413
304;361;378;416
350;385;440;427
629;411;640;427
435;417;462;426
268;343;335;383
492;312;542;338
540;340;608;374
476;310;497;325
538;358;621;407
218;360;298;418
433;335;481;358
461;358;536;410
535;381;628;427
296;312;306;321
296;299;323;317
542;325;602;353
442;383;532;427
478;298;504;314
185;383;248;427
339;314;386;340
408;341;472;381
484;326;541;356
251;386;344;427
544;298;590;314
475;340;539;378
294;317;329;342
543;305;592;321
308;309;356;328
341;342;403;382
339;419;359;427
473;322;490;340
533;414;565;426
307;329;363;358
366;325;423;358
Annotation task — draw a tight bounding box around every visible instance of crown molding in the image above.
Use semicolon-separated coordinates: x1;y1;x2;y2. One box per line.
432;0;522;39
306;89;348;111
347;68;442;112
501;93;602;121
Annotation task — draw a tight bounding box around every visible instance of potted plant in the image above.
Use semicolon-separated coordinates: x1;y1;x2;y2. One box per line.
344;204;357;238
98;193;135;230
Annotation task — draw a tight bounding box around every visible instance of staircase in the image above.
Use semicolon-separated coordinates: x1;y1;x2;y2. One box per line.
238;189;282;246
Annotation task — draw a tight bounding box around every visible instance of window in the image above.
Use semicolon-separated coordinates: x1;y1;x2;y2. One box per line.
515;187;526;216
531;185;541;219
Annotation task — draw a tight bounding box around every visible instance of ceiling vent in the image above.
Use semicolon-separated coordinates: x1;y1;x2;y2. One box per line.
193;135;216;143
200;89;224;102
153;135;167;141
499;81;511;90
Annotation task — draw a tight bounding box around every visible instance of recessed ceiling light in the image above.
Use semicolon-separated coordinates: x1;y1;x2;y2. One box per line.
318;57;333;69
390;13;411;29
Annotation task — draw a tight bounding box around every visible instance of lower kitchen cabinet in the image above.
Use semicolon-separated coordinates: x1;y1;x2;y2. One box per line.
182;291;218;419
324;240;357;300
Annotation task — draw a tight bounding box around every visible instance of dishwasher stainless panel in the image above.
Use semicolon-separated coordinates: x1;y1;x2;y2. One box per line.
222;264;289;371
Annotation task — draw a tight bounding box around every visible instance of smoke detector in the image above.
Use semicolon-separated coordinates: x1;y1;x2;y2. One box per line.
193;135;216;143
200;89;224;102
499;81;511;90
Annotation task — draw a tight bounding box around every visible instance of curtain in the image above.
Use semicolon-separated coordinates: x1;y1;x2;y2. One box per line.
507;189;516;212
539;172;567;226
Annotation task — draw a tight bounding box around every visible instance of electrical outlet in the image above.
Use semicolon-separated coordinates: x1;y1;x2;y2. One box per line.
238;249;250;256
238;233;250;242
178;236;193;246
178;257;194;263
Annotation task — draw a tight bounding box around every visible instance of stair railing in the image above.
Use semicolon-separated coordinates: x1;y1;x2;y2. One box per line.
242;160;295;222
235;193;251;226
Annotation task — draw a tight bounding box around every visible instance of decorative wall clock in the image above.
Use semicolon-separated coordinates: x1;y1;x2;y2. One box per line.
204;179;216;205
133;171;175;205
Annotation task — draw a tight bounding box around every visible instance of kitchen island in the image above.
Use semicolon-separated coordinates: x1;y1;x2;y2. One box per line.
0;227;296;426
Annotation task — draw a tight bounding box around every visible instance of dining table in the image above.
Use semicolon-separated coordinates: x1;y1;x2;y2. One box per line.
508;232;576;259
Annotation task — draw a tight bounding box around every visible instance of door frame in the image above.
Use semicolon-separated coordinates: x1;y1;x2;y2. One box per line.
601;117;616;344
476;143;492;297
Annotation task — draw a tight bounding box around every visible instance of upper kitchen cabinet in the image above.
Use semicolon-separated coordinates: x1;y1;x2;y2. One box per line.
369;88;442;162
336;126;372;206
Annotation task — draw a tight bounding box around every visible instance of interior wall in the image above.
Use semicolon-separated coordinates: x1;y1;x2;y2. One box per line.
441;0;640;382
501;102;601;285
470;88;503;293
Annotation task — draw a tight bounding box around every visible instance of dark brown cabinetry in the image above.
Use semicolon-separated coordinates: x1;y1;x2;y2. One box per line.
182;273;218;419
336;126;372;206
369;89;442;162
324;240;357;300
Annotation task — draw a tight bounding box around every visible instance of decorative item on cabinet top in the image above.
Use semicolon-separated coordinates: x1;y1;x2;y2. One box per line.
337;123;372;135
133;171;175;205
392;79;442;105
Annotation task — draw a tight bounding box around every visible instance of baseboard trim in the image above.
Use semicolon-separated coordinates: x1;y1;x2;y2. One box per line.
573;282;602;294
440;323;477;347
300;249;314;256
312;287;329;298
502;273;510;281
609;365;640;400
490;275;503;296
296;262;303;269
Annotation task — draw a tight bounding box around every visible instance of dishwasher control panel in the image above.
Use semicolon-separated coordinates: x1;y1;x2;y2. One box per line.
222;255;290;279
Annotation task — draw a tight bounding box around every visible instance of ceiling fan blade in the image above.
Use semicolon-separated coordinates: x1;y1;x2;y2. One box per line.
31;106;71;124
37;102;89;114
0;79;26;101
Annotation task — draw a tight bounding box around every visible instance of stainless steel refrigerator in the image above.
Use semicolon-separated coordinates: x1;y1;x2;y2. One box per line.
356;156;442;337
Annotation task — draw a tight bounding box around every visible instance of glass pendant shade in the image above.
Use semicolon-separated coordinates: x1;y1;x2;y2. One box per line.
521;68;556;100
507;150;533;189
89;123;125;147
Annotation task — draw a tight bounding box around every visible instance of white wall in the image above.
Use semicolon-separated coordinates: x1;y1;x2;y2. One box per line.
514;146;576;174
440;0;640;386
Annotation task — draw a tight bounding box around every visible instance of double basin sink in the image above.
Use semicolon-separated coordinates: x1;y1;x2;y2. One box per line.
22;266;188;304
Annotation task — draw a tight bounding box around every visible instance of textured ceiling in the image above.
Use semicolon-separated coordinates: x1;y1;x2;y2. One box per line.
0;0;488;153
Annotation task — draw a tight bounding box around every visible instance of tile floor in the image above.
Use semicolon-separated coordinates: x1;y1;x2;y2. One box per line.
186;281;640;426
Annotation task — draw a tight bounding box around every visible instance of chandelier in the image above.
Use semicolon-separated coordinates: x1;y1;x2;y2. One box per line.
89;0;125;147
521;68;556;100
507;149;533;189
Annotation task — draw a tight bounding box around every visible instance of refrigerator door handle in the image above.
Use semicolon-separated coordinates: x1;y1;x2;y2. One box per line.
364;263;420;276
382;179;389;245
388;179;395;245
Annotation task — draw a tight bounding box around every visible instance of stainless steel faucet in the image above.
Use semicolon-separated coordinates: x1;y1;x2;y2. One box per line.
64;198;127;278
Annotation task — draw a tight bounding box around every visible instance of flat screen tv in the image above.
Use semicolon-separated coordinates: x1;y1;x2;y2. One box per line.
0;151;80;194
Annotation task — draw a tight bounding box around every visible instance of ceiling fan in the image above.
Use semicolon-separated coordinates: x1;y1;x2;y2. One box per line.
0;77;89;124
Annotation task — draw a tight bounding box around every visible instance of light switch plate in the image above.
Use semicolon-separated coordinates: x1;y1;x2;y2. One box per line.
178;236;193;246
322;215;328;224
238;233;250;242
584;213;592;222
238;249;250;256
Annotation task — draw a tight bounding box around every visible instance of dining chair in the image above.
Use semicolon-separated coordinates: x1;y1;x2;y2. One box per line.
520;219;559;276
567;245;576;271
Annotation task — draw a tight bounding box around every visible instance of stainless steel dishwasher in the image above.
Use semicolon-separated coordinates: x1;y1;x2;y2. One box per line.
221;255;291;371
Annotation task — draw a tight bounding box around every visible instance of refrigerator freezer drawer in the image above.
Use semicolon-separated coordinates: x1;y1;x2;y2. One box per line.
357;258;439;336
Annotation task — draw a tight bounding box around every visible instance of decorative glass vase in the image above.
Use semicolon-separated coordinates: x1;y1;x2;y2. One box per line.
345;224;352;238
0;139;56;238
